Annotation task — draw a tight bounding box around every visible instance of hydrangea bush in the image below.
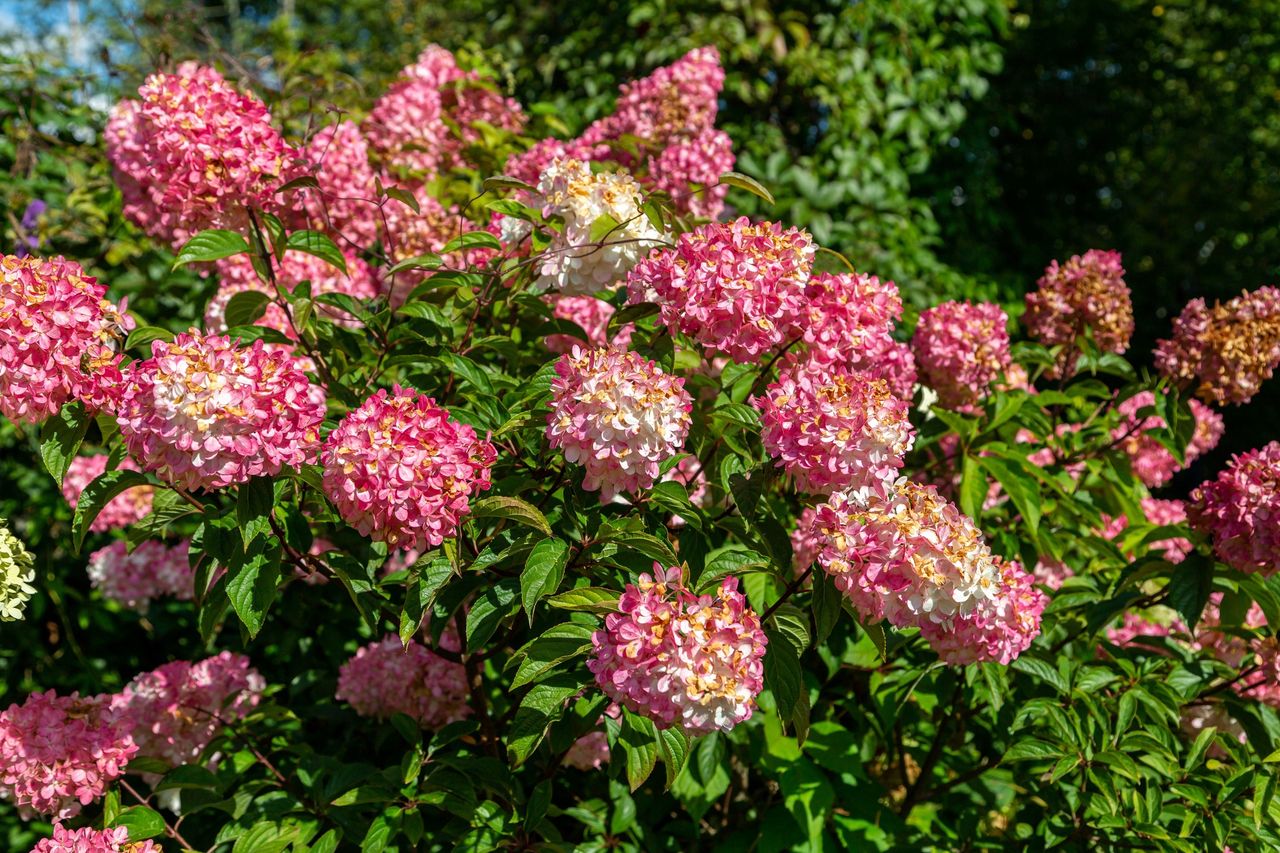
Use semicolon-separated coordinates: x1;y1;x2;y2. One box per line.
2;45;1280;851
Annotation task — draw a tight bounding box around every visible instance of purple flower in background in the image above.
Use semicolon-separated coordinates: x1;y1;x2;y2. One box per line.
15;200;47;258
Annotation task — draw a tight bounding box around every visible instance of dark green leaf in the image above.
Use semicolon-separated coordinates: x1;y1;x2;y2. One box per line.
521;538;570;621
465;577;520;652
285;230;347;272
172;229;251;268
235;477;275;547
470;496;553;537
225;290;271;328
619;708;660;791
71;468;152;552
506;672;586;766
225;538;282;638
39;402;89;486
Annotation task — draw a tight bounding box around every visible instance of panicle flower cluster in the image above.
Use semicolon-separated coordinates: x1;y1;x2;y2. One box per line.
30;825;159;853
1031;557;1073;591
544;294;633;354
798;272;903;366
546;347;692;500
335;634;470;729
205;250;380;337
106;63;301;247
116;332;326;491
1154;286;1280;406
754;356;915;495
1;255;133;423
293;121;382;248
61;455;154;532
365;45;525;181
911;300;1012;411
1023;250;1133;375
0;519;36;622
1112;392;1223;488
0;691;136;819
1189;441;1280;575
588;565;767;735
535;159;664;295
628;218;815;362
646;129;735;219
111;652;264;767
322;387;496;551
790;505;823;575
86;540;193;611
803;481;1045;664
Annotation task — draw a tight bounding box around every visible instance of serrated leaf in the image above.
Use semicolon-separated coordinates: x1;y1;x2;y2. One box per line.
383;185;419;213
285;230;347;273
235;477;275;547
225;290;271;328
1003;737;1063;762
441;230;502;255
1167;553;1215;630
109;805;165;841
719;171;775;206
521;538;570;622
619;708;660;791
657;727;690;790
545;586;619;614
71;468;152;552
225;538;282;638
470;496;552;537
387;253;444;275
506;673;586;766
764;628;801;723
124;325;174;351
39;402;89;486
173;229;250;268
979;456;1041;535
465;577;520;652
958;454;986;520
1011;655;1069;694
509;623;594;689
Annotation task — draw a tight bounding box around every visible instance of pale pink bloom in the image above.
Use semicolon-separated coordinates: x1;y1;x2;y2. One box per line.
1140;498;1193;564
116;332;326;491
562;704;621;771
1023;249;1133;377
292;121;382;249
647;128;735;219
546;347;692;501
111;652;264;767
0;255;133;423
30;824;160;853
61;456;153;532
798;271;903;368
588;564;766;734
322;387;496;551
753;355;914;495
1180;703;1247;756
791;505;823;576
911;300;1011;412
1155;286;1280;406
0;691;136;819
1031;558;1073;591
628;217;814;363
1190;441;1280;575
87;540;192;611
1106;611;1186;648
544;294;633;354
336;634;469;729
919;558;1046;665
1112;391;1223;488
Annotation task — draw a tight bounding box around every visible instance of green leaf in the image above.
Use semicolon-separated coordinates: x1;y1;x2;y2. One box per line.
71;468;152;552
483;175;536;194
470;496;552;537
509;623;594;690
39;402;89;486
399;552;456;644
1011;655;1069;694
1167;553;1215;630
771;603;810;653
604;529;679;566
1003;738;1064;762
979;456;1041;535
386;253;444;275
225;290;271;328
285;230;347;272
607;302;659;338
719;171;775;206
124;325;174;351
619;708;661;791
647;481;704;530
588;213;622;243
225;538;282;638
441;230;503;255
110;805;166;841
465;577;520;652
236;477;275;547
383;185;419;213
810;570;842;644
521;538;570;622
958;454;986;521
506;672;586;766
698;547;770;591
545;586;619;614
172;229;251;268
657;727;691;790
764;628;803;726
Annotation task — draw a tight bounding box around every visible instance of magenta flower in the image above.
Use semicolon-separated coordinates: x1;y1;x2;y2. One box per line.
1190;441;1280;575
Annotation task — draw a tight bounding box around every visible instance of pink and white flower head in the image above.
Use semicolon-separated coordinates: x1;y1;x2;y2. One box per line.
534;159;664;295
1155;286;1280;406
336;634;470;729
1190;441;1280;575
791;505;823;576
31;825;160;853
911;301;1012;412
0;255;133;423
870;339;919;402
0;690;136;819
1023;250;1133;377
753;356;915;495
1031;557;1073;591
86;540;193;611
111;652;264;768
647;128;735;219
546;347;692;501
322;387;497;551
1140;498;1193;564
106;63;301;247
544;294;634;355
628;218;815;363
365;45;525;181
799;272;903;368
918;558;1047;665
1112;391;1224;488
205;249;380;337
293;121;382;249
116;332;325;491
61;455;153;532
588;564;767;735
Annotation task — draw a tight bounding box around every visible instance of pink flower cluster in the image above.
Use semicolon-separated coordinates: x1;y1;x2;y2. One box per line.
383;191;499;304
86;540;193;611
588;565;767;734
911;300;1012;411
322;387;496;551
546;347;692;500
1112;391;1223;488
106;63;301;248
1154;286;1280;406
802;481;1046;665
799;272;902;364
365;45;525;182
1140;498;1193;564
1023;250;1133;376
628;218;815;362
647;129;736;219
61;455;153;532
336;634;470;729
1190;441;1280;575
30;825;159;853
116;332;326;491
111;652;264;767
1105;611;1185;648
754;356;915;495
0;255;133;424
791;505;823;575
292;121;382;249
562;731;610;771
205;249;380;337
544;295;634;354
0;691;136;819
